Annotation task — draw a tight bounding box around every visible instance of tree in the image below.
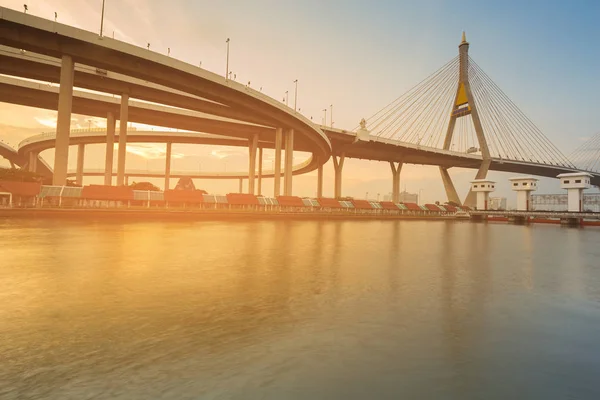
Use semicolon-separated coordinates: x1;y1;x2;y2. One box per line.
0;167;43;182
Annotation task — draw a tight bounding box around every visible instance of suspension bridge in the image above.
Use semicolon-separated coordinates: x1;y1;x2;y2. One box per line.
0;7;599;207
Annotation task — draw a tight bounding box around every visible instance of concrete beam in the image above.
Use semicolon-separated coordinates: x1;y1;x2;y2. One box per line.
257;147;263;196
104;112;115;185
274;127;282;197
165;142;172;190
317;161;323;198
284;128;294;196
248;134;258;194
463;159;491;207
28;151;38;173
117;93;129;186
390;162;403;203
53;55;74;186
76;143;85;185
333;153;345;199
440;167;461;205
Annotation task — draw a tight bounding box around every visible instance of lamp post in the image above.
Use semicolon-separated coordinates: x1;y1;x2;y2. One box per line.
418;189;423;205
284;91;289;106
54;12;57;22
100;0;105;36
225;38;230;80
23;4;28;13
293;79;298;111
322;108;327;126
330;104;333;128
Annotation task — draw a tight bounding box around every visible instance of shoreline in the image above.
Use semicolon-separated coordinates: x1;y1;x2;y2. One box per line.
1;208;599;226
0;207;459;222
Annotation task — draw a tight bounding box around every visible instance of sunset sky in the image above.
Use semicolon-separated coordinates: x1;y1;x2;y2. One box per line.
1;0;599;203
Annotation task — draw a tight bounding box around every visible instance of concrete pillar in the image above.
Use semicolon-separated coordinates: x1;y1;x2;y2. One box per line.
104;112;116;185
510;177;537;211
317;161;323;198
53;55;75;186
440;167;461;205
28;152;38;173
76;144;85;186
390;162;403;203
470;180;495;210
164;142;172;190
464;160;491;207
274;127;282;197
257;147;263;196
558;173;592;212
248;134;258;194
333;153;345;199
284;128;294;196
239;178;243;193
117;93;129;186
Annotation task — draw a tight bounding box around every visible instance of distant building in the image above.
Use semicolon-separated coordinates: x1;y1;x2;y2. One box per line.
532;193;600;212
399;191;418;204
489;197;507;210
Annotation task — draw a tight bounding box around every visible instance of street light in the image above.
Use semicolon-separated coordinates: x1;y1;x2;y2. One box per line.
293;79;298;111
418;189;423;205
225;38;230;80
322;108;327;126
54;12;57;22
284;91;289;106
100;0;105;36
23;4;28;13
330;104;333;128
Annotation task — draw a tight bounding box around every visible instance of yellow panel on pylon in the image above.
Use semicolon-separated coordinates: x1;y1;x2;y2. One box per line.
455;83;468;107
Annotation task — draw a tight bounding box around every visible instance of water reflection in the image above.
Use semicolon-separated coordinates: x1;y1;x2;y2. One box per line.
1;219;600;399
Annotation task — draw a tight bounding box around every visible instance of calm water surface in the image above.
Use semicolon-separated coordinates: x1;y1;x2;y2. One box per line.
1;219;600;399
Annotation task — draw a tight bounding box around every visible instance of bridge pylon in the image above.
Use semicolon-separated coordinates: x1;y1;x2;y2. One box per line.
441;32;491;207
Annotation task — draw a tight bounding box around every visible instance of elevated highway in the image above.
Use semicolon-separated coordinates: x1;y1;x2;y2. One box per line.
1;6;598;203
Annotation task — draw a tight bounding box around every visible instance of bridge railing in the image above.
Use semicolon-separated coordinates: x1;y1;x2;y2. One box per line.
19;128;138;149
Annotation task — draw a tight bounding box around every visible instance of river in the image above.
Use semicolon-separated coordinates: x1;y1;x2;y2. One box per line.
1;219;600;399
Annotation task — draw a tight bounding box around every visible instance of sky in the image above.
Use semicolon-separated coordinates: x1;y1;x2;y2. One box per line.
1;0;599;203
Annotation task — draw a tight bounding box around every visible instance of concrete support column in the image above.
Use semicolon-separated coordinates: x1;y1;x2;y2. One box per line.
239;178;243;193
76;144;85;186
284;128;294;196
390;162;403;203
248;134;258;194
28;152;38;173
257;147;263;196
53;55;75;186
104;112;116;185
117;93;129;186
463;159;491;207
317;161;323;198
332;153;345;199
164;142;172;190
274;128;282;197
440;167;461;205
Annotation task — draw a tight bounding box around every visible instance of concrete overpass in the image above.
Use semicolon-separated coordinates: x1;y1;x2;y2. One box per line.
1;6;598;205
